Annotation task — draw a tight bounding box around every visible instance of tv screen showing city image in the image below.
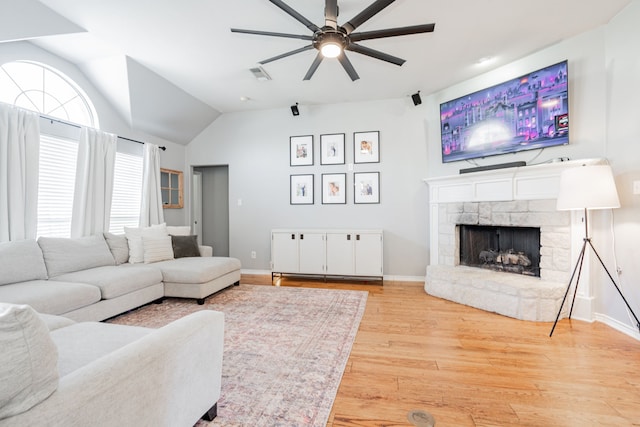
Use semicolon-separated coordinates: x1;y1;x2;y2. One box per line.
440;60;569;163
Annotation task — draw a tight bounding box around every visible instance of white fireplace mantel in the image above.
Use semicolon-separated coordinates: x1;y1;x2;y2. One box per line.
424;158;604;205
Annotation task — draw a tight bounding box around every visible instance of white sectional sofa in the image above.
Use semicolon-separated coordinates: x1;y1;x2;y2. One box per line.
0;303;224;426
0;227;241;322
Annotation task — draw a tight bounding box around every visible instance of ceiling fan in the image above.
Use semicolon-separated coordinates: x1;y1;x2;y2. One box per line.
231;0;435;81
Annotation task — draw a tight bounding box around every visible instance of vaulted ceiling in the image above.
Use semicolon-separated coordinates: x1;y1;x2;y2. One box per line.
0;0;631;144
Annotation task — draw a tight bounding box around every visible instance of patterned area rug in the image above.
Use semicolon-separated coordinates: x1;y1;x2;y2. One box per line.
108;284;368;426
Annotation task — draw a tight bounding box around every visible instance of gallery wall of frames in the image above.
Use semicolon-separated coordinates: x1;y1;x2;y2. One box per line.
289;131;381;205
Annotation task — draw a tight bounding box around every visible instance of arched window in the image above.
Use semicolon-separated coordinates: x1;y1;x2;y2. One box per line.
0;60;98;127
0;60;142;236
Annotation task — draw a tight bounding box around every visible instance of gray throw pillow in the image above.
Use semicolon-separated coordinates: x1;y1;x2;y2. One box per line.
171;235;201;258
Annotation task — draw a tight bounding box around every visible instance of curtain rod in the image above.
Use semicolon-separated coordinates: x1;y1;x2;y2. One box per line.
40;115;167;151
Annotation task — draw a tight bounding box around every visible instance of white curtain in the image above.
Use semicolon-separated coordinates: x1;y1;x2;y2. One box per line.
139;143;164;227
0;103;40;242
70;127;117;237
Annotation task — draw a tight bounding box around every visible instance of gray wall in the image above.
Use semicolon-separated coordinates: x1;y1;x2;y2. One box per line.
188;98;430;278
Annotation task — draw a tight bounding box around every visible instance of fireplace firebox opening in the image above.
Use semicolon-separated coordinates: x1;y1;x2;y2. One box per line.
459;225;541;277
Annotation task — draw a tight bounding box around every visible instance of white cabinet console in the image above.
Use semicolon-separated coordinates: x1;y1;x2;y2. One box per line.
271;229;383;281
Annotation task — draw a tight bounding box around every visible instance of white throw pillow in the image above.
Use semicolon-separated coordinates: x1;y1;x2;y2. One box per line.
0;303;59;419
143;235;175;263
125;223;168;264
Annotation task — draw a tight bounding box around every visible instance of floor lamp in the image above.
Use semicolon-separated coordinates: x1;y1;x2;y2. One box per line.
549;164;640;337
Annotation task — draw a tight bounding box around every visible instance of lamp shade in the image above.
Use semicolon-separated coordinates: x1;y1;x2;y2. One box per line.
556;164;621;210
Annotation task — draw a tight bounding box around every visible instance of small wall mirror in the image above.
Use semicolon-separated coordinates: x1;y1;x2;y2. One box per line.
160;168;183;208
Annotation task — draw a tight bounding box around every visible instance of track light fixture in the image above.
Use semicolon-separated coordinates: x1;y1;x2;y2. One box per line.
411;91;422;106
291;103;300;116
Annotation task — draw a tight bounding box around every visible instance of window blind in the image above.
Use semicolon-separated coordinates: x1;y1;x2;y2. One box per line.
109;151;143;234
36;134;78;237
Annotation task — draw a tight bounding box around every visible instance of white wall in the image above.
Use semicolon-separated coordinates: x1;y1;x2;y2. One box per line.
601;1;640;331
187;99;430;278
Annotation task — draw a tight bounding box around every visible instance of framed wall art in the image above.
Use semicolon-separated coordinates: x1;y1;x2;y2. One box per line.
320;133;345;165
290;174;314;205
354;172;380;204
290;135;313;166
354;131;380;164
321;173;346;204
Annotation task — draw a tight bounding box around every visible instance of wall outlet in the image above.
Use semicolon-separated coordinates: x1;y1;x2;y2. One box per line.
633;180;640;195
251;251;256;259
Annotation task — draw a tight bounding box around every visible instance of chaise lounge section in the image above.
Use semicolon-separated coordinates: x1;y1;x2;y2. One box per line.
0;303;224;426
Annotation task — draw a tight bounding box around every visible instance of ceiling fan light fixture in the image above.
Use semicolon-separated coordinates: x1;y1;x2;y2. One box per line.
321;41;342;58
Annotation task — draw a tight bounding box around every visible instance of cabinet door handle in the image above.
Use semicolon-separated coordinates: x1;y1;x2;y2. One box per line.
291;234;295;239
347;234;351;241
356;234;360;240
300;234;304;240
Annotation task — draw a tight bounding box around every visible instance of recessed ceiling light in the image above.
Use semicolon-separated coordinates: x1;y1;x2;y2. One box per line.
240;96;251;102
476;56;495;66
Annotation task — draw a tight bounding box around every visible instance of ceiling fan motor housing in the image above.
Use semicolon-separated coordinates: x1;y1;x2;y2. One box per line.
314;27;348;52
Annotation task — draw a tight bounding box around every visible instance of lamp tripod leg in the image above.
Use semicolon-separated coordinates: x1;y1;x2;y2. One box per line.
587;240;640;332
550;239;588;337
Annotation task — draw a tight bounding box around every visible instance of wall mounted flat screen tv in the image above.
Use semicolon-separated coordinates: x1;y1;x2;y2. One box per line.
440;60;569;163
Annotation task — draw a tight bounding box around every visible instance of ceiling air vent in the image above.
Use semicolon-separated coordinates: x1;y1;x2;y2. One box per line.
250;66;272;81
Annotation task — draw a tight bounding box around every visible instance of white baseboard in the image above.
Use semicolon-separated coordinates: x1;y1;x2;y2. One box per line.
382;275;425;282
594;313;640;341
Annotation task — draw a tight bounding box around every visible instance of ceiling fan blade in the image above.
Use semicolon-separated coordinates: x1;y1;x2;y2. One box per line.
346;43;405;66
231;28;313;41
325;0;338;29
303;53;324;80
337;52;360;81
268;0;320;32
259;45;314;65
349;23;435;42
343;0;396;34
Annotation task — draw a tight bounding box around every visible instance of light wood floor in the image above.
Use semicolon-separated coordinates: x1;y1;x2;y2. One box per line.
242;274;640;427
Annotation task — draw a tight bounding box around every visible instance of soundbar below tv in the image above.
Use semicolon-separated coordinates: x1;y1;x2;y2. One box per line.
440;60;569;164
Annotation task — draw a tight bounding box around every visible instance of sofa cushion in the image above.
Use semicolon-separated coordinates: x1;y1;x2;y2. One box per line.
103;232;129;265
54;264;163;300
38;313;76;331
38;235;115;277
0;280;102;316
143;235;174;263
0;239;48;286
51;322;151;378
171;235;201;258
124;223;168;264
153;257;241;284
0;303;59;420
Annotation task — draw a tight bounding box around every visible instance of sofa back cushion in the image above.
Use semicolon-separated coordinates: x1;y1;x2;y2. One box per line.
124;223;168;264
38;235;115;277
0;303;59;420
0;240;48;286
103;232;130;265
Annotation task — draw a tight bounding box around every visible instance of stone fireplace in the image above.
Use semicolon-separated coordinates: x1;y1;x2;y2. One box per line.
424;159;603;321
